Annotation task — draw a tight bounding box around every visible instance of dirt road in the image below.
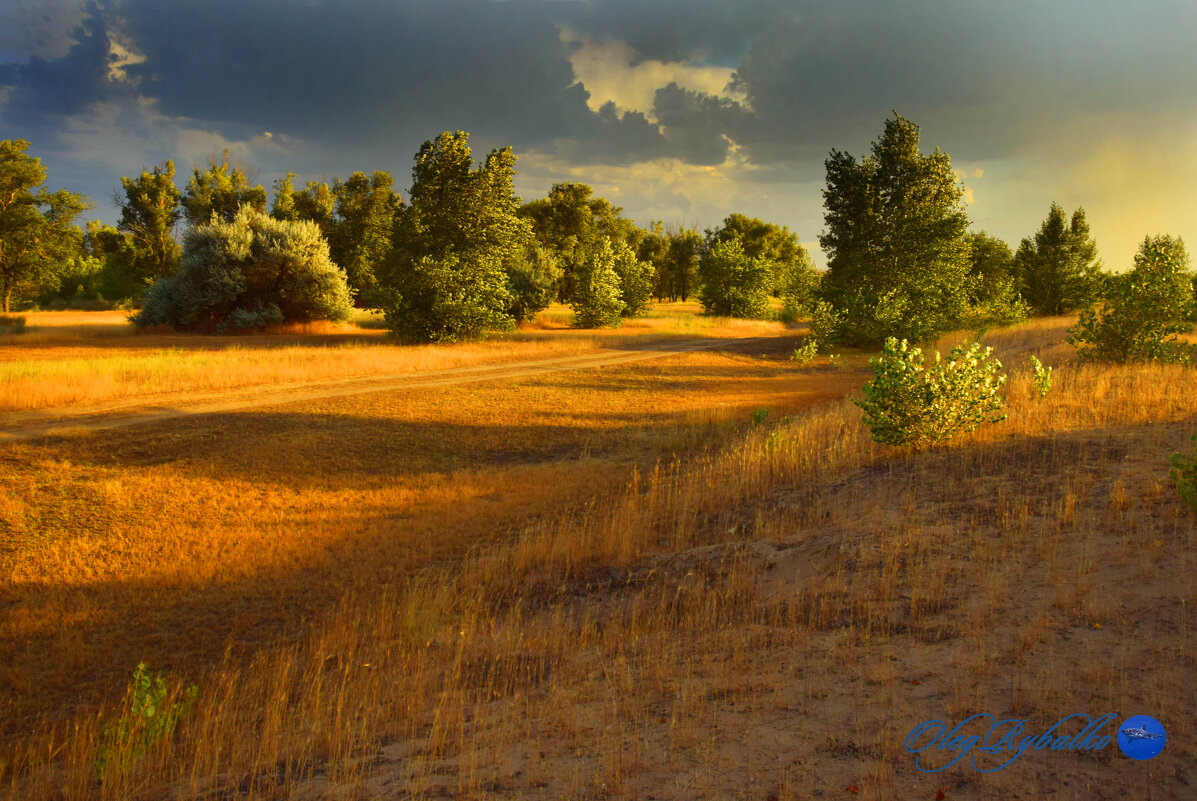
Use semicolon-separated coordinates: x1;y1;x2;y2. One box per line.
0;337;779;442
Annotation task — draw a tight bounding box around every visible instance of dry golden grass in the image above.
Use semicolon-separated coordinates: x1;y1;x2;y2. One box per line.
0;304;794;413
0;314;1194;800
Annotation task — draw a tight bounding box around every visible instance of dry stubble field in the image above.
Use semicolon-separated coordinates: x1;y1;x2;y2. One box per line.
0;309;1193;800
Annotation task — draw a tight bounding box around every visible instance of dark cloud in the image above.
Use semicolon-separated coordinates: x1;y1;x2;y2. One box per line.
0;2;111;123
1;0;1194;240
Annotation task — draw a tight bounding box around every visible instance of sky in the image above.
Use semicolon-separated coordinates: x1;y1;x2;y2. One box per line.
1;0;1194;269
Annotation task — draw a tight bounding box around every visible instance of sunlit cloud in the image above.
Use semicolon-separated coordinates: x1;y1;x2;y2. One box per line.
560;26;736;121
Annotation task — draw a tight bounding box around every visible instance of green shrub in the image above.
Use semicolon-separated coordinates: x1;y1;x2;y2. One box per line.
751;406;770;427
612;240;655;318
571;239;625;328
696;238;772;319
1030;355;1053;398
134;205;353;332
789;338;819;364
1170;434;1197;514
384;251;516;342
97;663;197;776
1067;235;1194;363
854;337;1007;447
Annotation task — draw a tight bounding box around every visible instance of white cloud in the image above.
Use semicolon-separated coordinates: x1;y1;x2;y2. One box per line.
560;27;736;121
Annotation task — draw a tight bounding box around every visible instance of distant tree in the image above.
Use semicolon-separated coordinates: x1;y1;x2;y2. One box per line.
292;179;337;237
1068;235;1194;362
1014;204;1102;316
779;249;821;323
657;226;703;302
705;213;813;297
964;230;1027;326
612;239;655;317
571;239;625;328
0;139;90;311
329;171;403;301
114;160;182;285
85;221;144;302
135;205;352;332
507;245;563;323
383;131;531;342
697;238;772;318
270;172;300;222
820;113;971;344
521;182;642;302
181;149;268;227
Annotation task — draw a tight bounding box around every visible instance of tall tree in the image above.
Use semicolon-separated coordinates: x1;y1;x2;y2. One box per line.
820;113;971;343
383;131;531;342
329;171;403;300
0;139;89;311
1014;203;1102;315
181;149;268;227
658;226;703;302
114;160;182;285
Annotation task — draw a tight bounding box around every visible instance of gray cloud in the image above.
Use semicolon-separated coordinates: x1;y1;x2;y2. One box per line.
1;0;1194;260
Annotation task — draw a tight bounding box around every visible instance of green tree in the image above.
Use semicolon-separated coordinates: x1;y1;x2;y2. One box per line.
779;251;821;323
329;171;403;300
507;245;563;323
270;172;300;222
571;239;625;328
114;160;182;285
0;139;90;311
292;179;336;237
135;205;352;332
820;113;971;343
612;240;655;317
705;213;814;297
963;230;1027;326
521;182;641;302
383;131;530;342
181;149;268;227
697;238;772;318
657;226;703;302
1067;235;1194;362
1014;204;1102;315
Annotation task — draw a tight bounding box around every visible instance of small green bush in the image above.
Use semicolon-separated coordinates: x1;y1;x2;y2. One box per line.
854;337;1006;448
1170;434;1197;514
751;406;770;427
97;663;197;776
789;338;819;364
1030;355;1053;398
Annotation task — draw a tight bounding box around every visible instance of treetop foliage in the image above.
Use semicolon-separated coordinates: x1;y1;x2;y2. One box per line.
181;149;268;228
819;113;971;344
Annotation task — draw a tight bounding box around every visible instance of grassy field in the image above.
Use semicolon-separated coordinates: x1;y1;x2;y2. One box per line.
0;311;1193;800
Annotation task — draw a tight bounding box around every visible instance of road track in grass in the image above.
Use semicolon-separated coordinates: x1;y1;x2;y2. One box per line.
0;336;780;441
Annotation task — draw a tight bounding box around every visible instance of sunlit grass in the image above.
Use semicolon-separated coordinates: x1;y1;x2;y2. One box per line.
1;316;1193;799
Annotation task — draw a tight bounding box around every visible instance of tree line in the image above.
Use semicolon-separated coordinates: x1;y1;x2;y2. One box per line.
1;118;1193;352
